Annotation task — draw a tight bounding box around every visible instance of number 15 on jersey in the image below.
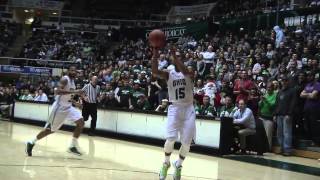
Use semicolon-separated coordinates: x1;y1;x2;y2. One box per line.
175;87;185;100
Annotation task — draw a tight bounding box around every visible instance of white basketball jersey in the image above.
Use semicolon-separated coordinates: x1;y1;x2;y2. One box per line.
167;69;193;105
56;75;76;107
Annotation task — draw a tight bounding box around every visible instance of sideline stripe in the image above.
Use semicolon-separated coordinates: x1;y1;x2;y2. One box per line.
225;155;320;176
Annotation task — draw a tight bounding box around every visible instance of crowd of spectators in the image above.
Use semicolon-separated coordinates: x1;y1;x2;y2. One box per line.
213;0;320;20
17;25;111;67
0;19;21;56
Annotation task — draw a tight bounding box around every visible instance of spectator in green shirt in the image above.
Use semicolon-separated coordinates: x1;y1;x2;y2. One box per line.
19;89;29;100
132;82;145;108
195;96;216;116
19;89;35;101
218;96;237;118
259;82;277;149
136;94;151;110
116;80;133;109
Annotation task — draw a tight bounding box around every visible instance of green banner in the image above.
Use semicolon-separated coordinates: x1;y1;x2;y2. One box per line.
145;21;208;40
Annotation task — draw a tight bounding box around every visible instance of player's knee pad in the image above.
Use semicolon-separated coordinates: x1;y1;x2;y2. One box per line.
179;143;191;157
164;139;175;153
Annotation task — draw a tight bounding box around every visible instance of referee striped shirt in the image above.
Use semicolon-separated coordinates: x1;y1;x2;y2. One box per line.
82;83;100;103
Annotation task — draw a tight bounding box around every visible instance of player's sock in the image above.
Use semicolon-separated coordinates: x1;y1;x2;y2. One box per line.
29;137;38;145
70;137;79;147
164;154;171;164
176;157;184;167
164;139;175;164
176;143;190;167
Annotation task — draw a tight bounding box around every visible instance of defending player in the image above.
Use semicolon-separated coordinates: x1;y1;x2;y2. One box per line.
25;65;85;156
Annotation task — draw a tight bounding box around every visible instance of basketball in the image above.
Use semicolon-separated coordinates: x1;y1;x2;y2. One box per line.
148;29;166;48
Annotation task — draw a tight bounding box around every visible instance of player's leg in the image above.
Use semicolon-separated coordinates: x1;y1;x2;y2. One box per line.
72;118;84;139
172;142;190;180
67;106;84;155
26;128;54;156
164;138;175;163
159;138;175;180
160;105;179;180
26;104;62;156
173;105;196;180
35;128;54;140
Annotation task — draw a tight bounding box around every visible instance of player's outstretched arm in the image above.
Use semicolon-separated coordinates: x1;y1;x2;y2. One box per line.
151;47;169;80
56;88;84;95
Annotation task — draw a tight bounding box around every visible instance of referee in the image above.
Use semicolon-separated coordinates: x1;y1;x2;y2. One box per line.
82;76;100;136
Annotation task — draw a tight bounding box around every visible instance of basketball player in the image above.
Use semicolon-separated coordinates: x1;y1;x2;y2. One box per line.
25;66;85;156
152;47;195;180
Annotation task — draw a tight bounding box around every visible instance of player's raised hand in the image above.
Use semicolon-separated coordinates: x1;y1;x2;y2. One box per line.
169;46;180;64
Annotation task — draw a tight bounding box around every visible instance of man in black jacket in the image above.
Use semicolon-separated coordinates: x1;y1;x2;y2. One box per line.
274;76;296;156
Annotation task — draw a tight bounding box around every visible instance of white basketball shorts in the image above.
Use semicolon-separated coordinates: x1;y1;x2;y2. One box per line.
166;103;196;145
44;102;82;132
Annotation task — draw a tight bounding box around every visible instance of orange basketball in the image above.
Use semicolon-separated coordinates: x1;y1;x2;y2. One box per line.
148;29;166;48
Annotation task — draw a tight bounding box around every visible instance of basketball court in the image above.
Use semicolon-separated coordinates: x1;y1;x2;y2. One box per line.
0;120;319;180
